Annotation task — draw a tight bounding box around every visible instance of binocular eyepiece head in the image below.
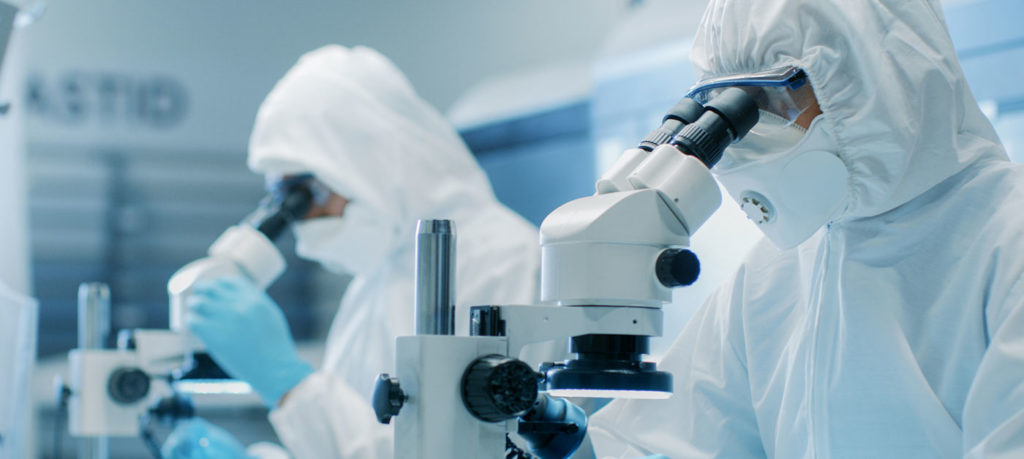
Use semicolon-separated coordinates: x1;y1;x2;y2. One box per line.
638;87;760;168
245;178;317;241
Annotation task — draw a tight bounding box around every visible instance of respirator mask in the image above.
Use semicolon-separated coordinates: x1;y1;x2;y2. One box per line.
265;174;399;276
292;203;398;276
687;67;849;249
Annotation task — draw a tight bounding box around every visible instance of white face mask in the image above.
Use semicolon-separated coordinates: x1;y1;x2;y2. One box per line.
713;115;849;250
291;203;399;276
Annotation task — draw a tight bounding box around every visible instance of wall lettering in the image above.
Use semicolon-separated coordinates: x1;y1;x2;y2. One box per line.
25;72;189;129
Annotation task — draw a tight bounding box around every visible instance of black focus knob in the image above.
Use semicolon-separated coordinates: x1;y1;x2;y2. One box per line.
656;248;701;288
461;355;538;423
107;367;150;404
372;374;405;424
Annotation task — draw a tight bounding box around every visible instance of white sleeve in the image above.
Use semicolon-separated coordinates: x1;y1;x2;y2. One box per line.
269;372;393;459
963;279;1024;458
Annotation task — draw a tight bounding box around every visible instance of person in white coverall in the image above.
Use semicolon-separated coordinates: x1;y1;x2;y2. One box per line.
161;45;544;458
590;0;1024;458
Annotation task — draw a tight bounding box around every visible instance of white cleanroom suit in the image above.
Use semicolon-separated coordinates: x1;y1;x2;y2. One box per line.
248;45;543;458
591;0;1024;457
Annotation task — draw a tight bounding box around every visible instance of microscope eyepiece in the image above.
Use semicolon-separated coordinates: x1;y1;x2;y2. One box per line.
671;87;759;168
703;86;759;140
251;186;313;240
243;175;321;240
638;97;705;152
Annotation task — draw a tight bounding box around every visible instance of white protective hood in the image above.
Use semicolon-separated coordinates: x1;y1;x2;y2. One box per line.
694;0;1006;220
247;46;547;459
590;1;1024;458
249;45;499;249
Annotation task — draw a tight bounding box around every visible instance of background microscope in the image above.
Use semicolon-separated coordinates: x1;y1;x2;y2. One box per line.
60;176;317;457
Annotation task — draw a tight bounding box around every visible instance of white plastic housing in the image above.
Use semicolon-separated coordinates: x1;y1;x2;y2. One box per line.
627;144;722;234
539;189;689;307
131;329;187;375
208;225;286;287
394;336;507;459
595;147;649;194
167;225;285;334
68;350;152;437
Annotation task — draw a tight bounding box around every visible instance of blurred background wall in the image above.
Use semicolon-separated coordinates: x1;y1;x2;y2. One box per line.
7;0;1023;456
19;0;633;359
17;1;635;457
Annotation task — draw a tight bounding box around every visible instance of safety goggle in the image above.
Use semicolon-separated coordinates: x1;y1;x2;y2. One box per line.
264;173;332;208
686;67;816;124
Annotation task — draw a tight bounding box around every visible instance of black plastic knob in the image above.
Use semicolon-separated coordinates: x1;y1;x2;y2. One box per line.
107;367;150;404
656;248;701;288
372;374;405;424
461;355;538;423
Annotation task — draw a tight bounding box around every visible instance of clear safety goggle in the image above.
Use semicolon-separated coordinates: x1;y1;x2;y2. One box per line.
686;67;816;125
264;173;332;208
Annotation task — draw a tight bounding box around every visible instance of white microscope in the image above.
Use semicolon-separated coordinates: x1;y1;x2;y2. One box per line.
374;88;759;458
62;178;317;457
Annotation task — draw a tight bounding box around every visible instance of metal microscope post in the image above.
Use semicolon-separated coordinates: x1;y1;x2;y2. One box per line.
414;219;455;336
77;282;112;459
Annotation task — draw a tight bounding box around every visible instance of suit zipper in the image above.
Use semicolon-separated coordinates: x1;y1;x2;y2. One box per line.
806;223;834;458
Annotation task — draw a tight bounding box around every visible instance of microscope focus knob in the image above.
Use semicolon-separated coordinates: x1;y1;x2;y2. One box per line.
461;355;538;423
372;374;405;424
656;248;701;288
107;367;151;404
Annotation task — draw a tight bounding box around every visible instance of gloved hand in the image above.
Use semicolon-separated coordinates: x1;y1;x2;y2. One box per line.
186;276;313;407
162;418;253;459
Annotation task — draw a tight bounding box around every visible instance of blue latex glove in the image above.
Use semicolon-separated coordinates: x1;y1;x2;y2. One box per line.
162;418;253;459
186;276;313;407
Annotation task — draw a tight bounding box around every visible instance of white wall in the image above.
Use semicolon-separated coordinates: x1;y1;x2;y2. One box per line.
20;0;631;152
0;29;28;295
18;0;637;353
